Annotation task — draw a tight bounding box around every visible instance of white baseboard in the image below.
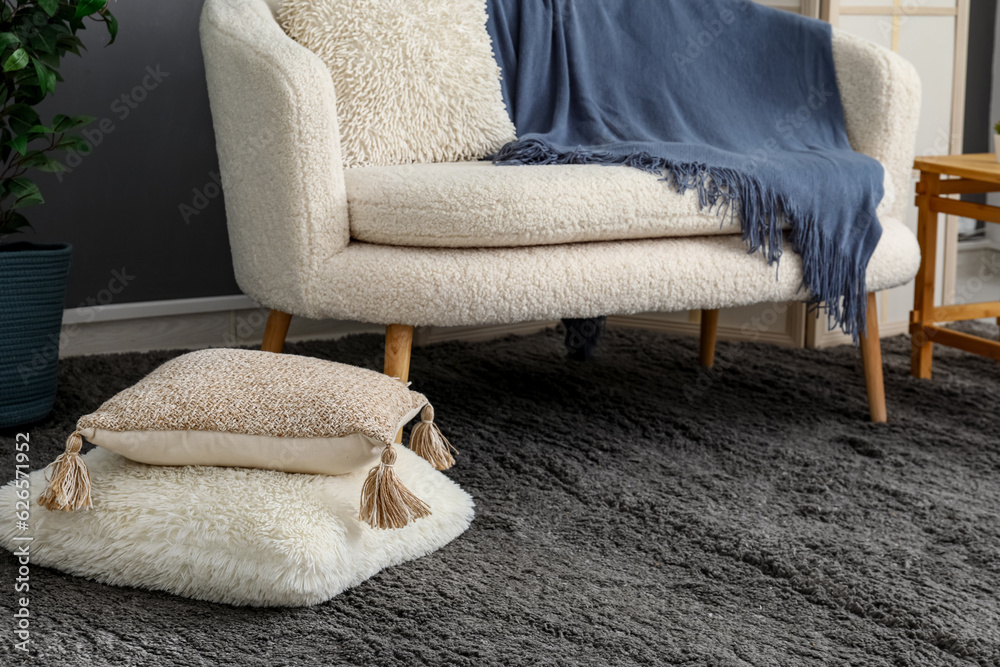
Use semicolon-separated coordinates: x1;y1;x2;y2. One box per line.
413;320;559;346
58;296;380;358
62;294;258;325
807;314;911;349
957;239;1000;254
57;295;914;359
608;307;808;348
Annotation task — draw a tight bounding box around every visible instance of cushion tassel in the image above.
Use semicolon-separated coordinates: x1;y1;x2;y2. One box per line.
408;405;457;471
38;431;92;512
359;444;430;529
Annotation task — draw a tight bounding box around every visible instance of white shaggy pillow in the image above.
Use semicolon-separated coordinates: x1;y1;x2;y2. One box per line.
277;0;516;168
1;447;474;607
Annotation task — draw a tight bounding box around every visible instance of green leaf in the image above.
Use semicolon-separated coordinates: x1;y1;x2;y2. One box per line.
52;114;93;132
104;11;118;44
0;32;19;51
8;104;41;135
9;178;43;209
3;48;28;72
10;213;31;229
9;178;37;197
56;36;82;57
21;152;67;172
34;50;59;69
57;34;84;56
33;60;55;95
26;125;53;136
0;212;32;236
29;27;58;54
38;0;60;17
6;134;27;156
13;68;37;85
12;194;44;210
55;135;90;152
75;0;107;19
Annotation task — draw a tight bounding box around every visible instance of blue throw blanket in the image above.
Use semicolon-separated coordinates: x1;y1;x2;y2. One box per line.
486;0;884;339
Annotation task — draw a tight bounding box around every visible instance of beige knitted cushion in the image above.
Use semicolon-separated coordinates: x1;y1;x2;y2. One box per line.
277;0;516;168
76;348;426;474
39;349;457;530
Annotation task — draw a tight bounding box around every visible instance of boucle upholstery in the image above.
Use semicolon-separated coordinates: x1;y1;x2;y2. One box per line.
200;0;922;325
346;161;897;248
260;216;917;326
833;31;921;225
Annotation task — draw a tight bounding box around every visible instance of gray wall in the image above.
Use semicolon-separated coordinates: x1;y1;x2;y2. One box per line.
26;0;239;308
965;0;996;156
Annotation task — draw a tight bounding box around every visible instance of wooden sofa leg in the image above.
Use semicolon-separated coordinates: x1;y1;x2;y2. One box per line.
261;310;292;353
385;324;414;443
860;293;887;423
699;309;720;368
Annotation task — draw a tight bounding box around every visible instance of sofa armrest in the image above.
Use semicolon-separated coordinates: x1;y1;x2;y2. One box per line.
200;0;349;315
833;29;922;225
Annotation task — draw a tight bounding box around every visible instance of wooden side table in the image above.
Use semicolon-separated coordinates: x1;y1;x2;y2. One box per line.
911;154;1000;378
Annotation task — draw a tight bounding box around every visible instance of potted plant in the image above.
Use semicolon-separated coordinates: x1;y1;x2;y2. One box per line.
0;0;117;428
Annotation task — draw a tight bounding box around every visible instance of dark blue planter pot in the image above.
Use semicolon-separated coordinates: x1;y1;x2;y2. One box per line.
0;242;72;428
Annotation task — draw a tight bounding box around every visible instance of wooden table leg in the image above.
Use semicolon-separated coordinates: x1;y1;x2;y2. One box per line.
911;172;940;379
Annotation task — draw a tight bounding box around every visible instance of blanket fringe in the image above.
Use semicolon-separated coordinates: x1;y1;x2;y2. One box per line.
494;138;869;341
38;432;92;512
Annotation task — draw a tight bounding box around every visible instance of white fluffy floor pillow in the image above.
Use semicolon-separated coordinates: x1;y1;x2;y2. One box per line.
0;447;474;607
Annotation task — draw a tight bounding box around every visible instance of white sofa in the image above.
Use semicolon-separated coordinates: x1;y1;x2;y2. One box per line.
200;0;922;422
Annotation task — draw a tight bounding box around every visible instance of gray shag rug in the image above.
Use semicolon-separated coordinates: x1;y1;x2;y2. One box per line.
1;325;999;666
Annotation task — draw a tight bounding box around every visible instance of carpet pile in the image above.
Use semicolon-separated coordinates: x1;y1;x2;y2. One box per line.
1;325;998;666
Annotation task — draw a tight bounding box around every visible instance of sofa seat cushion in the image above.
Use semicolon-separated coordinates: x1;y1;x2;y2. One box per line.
294;217;918;326
345;161;896;248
